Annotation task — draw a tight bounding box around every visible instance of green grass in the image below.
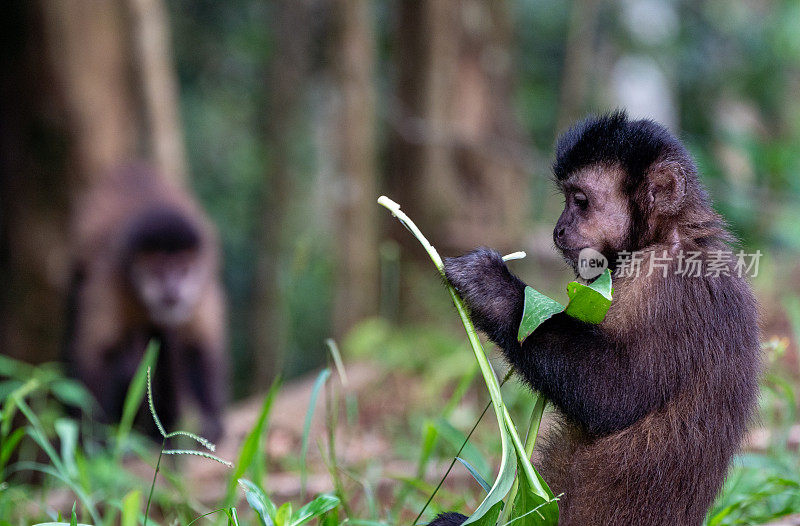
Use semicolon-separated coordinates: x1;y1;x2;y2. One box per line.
4;273;800;526
1;333;800;525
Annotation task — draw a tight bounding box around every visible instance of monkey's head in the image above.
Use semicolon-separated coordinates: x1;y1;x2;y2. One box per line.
124;207;210;327
551;111;719;273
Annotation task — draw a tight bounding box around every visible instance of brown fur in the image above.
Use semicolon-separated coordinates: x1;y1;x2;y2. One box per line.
65;163;227;440
441;114;761;525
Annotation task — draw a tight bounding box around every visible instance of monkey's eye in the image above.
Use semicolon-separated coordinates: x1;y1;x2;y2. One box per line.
573;192;588;209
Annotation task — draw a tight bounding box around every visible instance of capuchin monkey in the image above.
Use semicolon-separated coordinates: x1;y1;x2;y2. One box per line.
430;112;760;525
64;163;227;442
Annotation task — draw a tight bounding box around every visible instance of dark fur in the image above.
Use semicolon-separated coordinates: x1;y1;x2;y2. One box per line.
438;113;760;525
65;164;227;442
125;207;203;255
553;110;679;185
426;512;468;526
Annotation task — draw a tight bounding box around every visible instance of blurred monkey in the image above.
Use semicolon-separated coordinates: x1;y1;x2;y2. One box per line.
64;164;227;441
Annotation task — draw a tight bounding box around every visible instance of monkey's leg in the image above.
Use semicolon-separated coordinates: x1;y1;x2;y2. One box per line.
183;343;226;443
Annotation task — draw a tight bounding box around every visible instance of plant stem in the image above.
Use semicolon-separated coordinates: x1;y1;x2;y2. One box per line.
497;396;547;524
144;438;166;526
186;508;229;526
325;354;353;518
524;396;547;459
379;196;526;524
412;370;515;526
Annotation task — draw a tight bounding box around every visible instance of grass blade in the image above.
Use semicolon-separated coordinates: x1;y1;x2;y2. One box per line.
121;489;141;526
456;457;491;493
290;494;340;526
225;377;282;504
54;419;78;478
301;368;331;499
116;342;158;457
239;478;276;526
325;339;348;386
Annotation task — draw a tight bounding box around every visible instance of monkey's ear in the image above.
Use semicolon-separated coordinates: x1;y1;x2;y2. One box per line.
647;160;686;214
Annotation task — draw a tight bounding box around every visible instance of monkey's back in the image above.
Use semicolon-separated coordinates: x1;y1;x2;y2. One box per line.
65;163;228;439
69;163;220;354
540;262;760;526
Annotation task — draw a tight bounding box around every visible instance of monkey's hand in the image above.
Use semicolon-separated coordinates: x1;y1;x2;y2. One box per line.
443;248;526;348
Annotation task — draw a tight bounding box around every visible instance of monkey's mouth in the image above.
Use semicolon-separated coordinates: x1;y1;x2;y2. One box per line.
554;240;583;261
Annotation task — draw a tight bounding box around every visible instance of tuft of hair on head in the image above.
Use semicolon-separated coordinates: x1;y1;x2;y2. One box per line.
552;110;697;190
125;206;203;255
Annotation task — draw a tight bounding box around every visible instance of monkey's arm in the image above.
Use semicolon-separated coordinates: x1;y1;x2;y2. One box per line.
444;248;673;436
444;248;528;351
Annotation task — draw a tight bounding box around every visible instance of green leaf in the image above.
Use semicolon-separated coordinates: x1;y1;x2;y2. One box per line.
116;342;158;457
0;427;26;473
55;419;78;478
502;404;556;501
509;462;558;525
456;457;491;493
70;502;77;526
290;494;340;526
319;508;339;526
1;378;39;437
276;502;292;526
121;490;141;526
239;478;277;525
50;379;93;412
518;269;613;342
462;423;516;525
225;377;281;504
465;501;503;526
418;420;439;474
26;421;66;475
517;288;565;343
564;269;613;324
0;353;35;379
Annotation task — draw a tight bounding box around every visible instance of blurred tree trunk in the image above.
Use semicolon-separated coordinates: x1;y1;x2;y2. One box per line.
388;0;531;255
250;0;313;383
40;0;139;185
0;0;184;363
1;0;137;363
0;2;73;363
42;0;186;183
330;0;379;338
126;0;188;184
555;0;601;133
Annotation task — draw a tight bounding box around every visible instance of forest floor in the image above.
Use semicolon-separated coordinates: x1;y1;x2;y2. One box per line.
124;361;478;512
118;359;800;515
